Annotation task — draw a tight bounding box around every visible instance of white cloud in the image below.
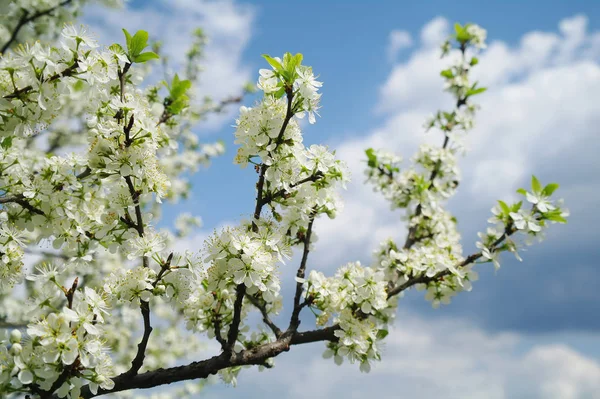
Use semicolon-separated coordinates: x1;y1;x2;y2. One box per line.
387;30;412;61
83;0;255;132
207;312;600;399
420;16;450;48
314;15;600;272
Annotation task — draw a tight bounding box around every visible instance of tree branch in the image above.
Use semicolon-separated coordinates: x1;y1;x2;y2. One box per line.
77;325;339;398
287;213;316;333
245;294;282;338
0;194;45;215
225;283;246;352
260;172;323;207
388;225;517;298
2;62;79;100
227;89;296;352
0;0;74;54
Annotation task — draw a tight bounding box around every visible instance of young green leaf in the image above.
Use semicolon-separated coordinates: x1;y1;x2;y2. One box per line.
542;183;560;196
262;54;283;73
531;175;542;193
512;201;523;212
122;29;133;51
129;30;150;57
454;23;463;35
497;200;510;214
365;148;378;168
169;74;192;99
133;51;160;63
1;136;13;150
376;329;389;340
440;69;454;78
466;87;487;96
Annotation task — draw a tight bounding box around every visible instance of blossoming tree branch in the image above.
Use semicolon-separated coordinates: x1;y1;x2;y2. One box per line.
0;1;569;398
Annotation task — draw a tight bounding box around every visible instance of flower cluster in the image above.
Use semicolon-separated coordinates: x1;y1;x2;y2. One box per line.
302;262;390;370
258;53;322;123
475;175;569;270
0;283;114;398
0;223;26;290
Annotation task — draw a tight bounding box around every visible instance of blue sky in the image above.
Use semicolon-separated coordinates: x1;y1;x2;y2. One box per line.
85;0;600;397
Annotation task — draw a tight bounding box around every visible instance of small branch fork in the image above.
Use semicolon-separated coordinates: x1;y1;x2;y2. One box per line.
2;62;79;100
245;294;282;338
0;194;45;215
287;212;316;333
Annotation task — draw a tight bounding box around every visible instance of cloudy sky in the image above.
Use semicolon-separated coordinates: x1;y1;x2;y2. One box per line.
84;0;600;398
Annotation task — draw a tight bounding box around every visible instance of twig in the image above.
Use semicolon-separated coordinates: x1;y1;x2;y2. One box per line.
287;213;316;333
245;294;282;337
0;0;74;54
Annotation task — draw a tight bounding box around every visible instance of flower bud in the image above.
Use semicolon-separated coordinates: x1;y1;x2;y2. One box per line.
10;343;22;355
9;329;21;344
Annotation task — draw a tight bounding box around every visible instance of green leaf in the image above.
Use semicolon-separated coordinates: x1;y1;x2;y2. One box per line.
1;136;13;150
454;23;463;35
262;54;283;72
516;188;527;195
376;329;389;340
544;210;567;223
531;175;542;193
513;201;523;212
551;215;568;223
365;148;377;168
122;29;133;50
285;52;303;76
168;97;188;114
129;30;150;58
466;87;487;96
542;183;559;196
497;200;510;214
133;51;159;63
273;86;286;99
470;57;479;66
440;69;454;78
169;74;192;99
454;22;470;43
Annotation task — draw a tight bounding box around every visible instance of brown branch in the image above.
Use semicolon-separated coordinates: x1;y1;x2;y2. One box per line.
0;0;74;54
3;62;79;100
212;299;227;349
0;194;45;215
77;325;339;398
125;300;152;376
260;172;323;207
228;88;296;352
152;252;173;287
114;64;153;376
76;167;92;180
388;225;517;298
225;283;246;352
118;63;131;103
287;213;316;333
245;294;282;338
